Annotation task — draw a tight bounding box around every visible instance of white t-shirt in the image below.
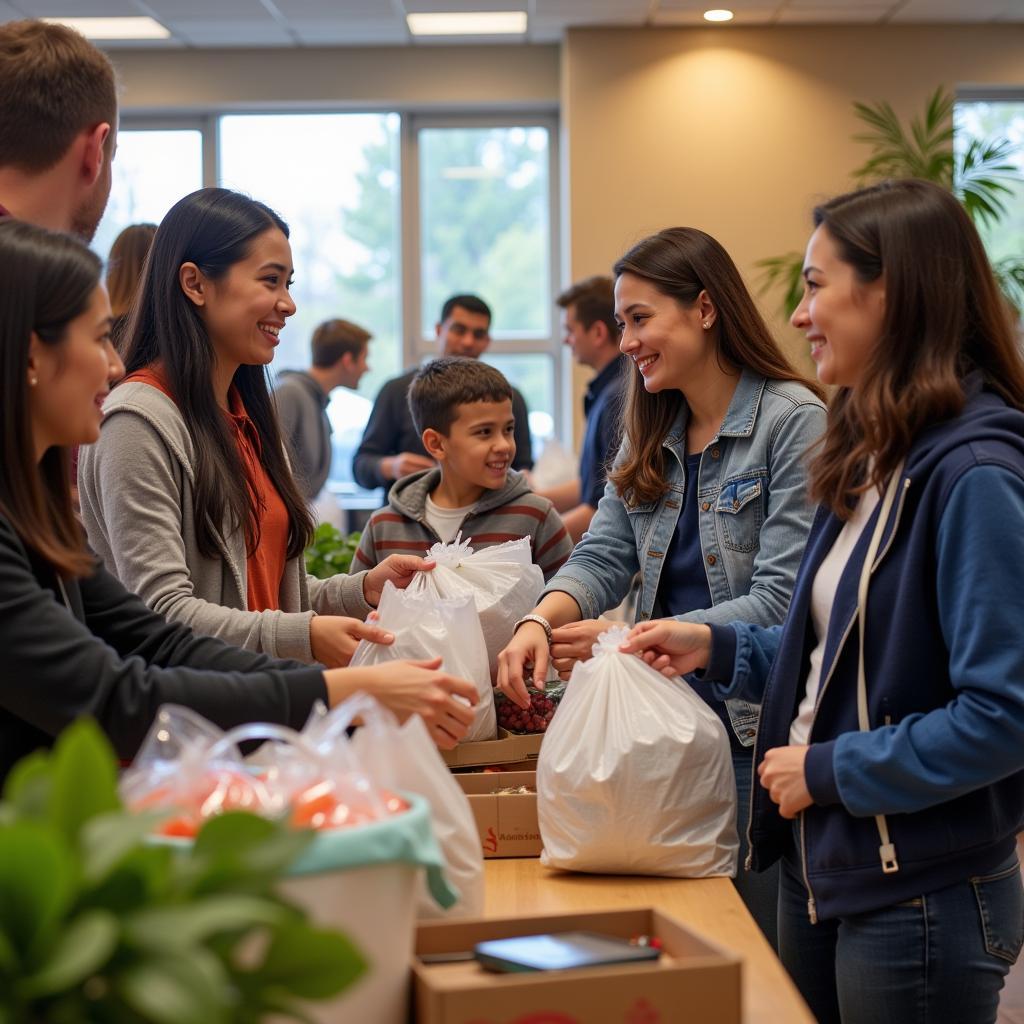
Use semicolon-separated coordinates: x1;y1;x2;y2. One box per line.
789;485;881;746
424;495;474;544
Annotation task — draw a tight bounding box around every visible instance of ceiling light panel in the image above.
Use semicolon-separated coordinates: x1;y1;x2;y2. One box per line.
407;12;528;35
39;16;169;39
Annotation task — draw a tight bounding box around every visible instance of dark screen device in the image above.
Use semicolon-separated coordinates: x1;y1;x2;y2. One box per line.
474;931;661;973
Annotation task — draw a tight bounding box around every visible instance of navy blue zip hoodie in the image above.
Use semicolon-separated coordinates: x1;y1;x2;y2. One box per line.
705;377;1024;921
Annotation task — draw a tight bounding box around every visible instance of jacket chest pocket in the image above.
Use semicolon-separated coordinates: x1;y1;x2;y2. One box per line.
715;476;765;553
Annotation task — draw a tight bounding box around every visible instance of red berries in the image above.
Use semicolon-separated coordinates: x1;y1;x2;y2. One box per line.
495;689;562;734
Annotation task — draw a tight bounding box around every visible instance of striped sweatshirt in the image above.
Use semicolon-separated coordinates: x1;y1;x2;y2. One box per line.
354;468;573;582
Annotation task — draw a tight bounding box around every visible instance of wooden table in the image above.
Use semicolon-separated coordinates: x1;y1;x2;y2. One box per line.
483;859;813;1024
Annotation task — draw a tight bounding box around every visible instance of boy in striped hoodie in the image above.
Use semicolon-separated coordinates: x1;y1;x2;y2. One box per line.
354;357;572;581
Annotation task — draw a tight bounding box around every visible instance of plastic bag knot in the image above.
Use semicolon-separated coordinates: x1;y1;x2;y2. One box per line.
425;531;475;568
591;623;631;657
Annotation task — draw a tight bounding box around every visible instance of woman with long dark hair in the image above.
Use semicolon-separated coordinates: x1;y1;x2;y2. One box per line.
0;218;477;781
498;226;827;942
623;179;1024;1023
80;189;424;667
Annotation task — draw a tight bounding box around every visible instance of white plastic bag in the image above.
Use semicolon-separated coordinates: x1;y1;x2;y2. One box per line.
537;625;738;877
349;580;496;741
335;695;486;920
407;534;544;681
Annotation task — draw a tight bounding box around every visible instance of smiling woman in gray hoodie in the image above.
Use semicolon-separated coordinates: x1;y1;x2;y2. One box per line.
79;188;425;668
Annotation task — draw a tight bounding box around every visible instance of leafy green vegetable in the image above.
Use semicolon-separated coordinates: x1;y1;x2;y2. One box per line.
0;721;367;1023
304;523;361;580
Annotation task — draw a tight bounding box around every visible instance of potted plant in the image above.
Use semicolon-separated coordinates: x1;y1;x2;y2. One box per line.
304;523;361;580
0;720;365;1023
758;87;1024;316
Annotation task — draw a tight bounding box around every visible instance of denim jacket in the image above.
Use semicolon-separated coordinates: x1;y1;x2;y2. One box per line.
543;368;826;745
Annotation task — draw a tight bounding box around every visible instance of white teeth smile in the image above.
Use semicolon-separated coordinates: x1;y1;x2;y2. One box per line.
259;323;280;337
635;354;658;371
487;462;509;471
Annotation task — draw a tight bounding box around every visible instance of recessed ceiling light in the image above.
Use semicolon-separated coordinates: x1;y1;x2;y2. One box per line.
703;9;735;22
406;12;528;36
40;16;170;40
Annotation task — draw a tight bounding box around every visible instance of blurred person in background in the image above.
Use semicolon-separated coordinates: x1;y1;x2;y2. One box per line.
106;222;157;349
537;275;625;543
352;294;533;490
275;317;372;501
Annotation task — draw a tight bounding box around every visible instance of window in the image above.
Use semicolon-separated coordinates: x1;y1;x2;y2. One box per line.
954;97;1024;306
92;128;203;264
102;111;561;494
219;113;402;486
416;121;559;453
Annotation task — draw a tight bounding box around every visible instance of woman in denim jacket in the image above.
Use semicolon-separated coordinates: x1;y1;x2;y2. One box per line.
498;227;826;942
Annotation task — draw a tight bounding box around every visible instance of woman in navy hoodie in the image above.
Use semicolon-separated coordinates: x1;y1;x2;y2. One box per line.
622;178;1024;1024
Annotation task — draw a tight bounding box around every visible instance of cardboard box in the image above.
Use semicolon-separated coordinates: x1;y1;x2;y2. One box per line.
454;770;541;858
413;907;742;1024
442;728;543;769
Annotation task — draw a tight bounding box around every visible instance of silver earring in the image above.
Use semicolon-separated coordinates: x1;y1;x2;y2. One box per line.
29;375;38;386
702;321;712;330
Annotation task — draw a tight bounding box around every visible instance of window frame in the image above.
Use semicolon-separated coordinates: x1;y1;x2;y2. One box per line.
116;106;566;450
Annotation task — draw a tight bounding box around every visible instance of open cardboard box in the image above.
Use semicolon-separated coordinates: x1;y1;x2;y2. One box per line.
453;770;540;858
442;728;543;769
412;906;741;1024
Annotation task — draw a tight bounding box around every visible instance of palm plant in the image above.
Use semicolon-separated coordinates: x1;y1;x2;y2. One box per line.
757;87;1024;316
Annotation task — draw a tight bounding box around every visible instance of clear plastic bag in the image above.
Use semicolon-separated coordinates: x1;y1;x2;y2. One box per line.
537;626;739;878
120;705;408;837
495;683;565;734
407;535;544;682
349;580;496;742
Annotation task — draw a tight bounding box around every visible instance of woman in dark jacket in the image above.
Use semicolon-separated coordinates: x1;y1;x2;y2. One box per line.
0;218;476;782
622;179;1024;1024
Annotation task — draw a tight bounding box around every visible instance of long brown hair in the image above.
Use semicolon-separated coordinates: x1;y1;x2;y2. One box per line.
609;227;823;507
122;189;314;560
106;222;157;319
807;179;1024;517
0;220;100;577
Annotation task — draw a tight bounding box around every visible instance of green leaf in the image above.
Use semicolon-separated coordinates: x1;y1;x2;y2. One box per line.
2;750;52;820
0;822;75;962
17;909;118;998
80;811;166;886
124;895;287;951
755;251;805;318
47;721;120;845
257;922;367;1000
117;950;230;1024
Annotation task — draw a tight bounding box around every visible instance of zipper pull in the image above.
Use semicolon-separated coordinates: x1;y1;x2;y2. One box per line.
744;852;753;872
807;896;818;925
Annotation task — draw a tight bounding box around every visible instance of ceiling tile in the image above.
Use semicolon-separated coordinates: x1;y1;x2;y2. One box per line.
890;0;1023;20
144;0;276;19
11;0;142;13
290;17;409;43
776;5;892;23
158;18;293;44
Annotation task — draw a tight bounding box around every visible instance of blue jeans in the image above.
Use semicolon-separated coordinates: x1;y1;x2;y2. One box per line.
732;750;779;952
778;852;1024;1024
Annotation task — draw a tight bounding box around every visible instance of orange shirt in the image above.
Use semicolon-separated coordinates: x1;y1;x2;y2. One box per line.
122;367;289;612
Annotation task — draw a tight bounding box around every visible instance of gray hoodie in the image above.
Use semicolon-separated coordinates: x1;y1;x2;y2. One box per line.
79;382;371;662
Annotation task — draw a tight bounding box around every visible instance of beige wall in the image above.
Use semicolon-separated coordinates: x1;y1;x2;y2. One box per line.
562;24;1024;435
111;44;559;111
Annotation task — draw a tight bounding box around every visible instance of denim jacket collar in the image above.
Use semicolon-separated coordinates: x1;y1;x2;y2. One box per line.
663;367;768;450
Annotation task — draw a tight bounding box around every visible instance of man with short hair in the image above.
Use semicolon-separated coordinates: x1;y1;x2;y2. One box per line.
539;276;624;542
352;294;533;490
275;318;373;500
0;19;118;239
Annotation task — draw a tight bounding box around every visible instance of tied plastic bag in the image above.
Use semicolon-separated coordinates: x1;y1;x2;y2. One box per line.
537;625;738;878
349;580;496;742
306;694;485;920
407;534;544;681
